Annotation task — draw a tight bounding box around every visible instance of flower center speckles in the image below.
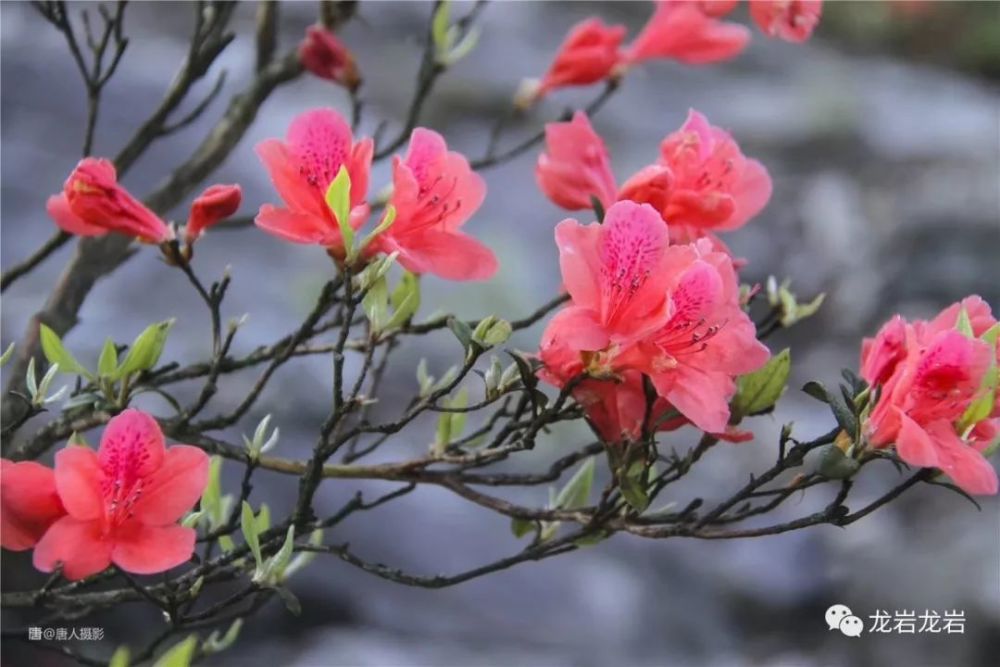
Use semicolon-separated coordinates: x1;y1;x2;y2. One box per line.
655;317;727;359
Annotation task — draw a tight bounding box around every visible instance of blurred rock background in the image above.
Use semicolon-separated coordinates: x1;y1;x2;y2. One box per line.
2;1;998;666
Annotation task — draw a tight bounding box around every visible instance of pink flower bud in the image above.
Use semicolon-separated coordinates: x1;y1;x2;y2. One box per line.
186;183;242;244
48;157;171;244
299;25;361;92
535;18;626;101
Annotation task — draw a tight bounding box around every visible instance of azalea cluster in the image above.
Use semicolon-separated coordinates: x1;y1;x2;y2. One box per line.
860;297;1000;495
254;108;497;281
537;109;771;251
538;200;770;443
1;410;208;580
525;0;823;104
47;157;241;251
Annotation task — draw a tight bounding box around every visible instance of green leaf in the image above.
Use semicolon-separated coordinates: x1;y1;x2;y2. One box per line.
284;528;323;579
118;320;174;377
507;351;538;390
361;276;389;332
955;306;974;338
816;444;860;479
357;204;397;255
153;635;198;667
254;503;271;533
25;357;37;398
431;0;452;57
479;318;512;348
240;501;262;569
443;25;480;65
324;165;354;259
387;270;421;329
98;338;119;379
274;585;302;616
981;323;1000;346
416;358;434;396
434;388;468;454
109;646;130;667
447;316;474;353
39;323;91;378
200;457;224;526
0;342;14;368
960;357;998;432
265;526;296;583
733;349;791;418
554;458;595;510
510;517;535;539
619;461;650;513
202;619;243;655
796;292;826;321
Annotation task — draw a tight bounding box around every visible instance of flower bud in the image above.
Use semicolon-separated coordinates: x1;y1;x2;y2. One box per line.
186;184;242;244
299;25;361;91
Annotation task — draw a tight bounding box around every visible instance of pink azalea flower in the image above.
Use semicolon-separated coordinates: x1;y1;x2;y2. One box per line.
185;183;242;245
861;299;999;496
368;128;497;281
535;18;627;100
538;201;769;436
537;110;771;248
536;111;619;211
616;237;770;433
1;459;66;552
33;409;209;580
655;109;772;241
623;0;750;66
749;0;823;43
299;25;361;92
46;158;171;243
254;108;373;259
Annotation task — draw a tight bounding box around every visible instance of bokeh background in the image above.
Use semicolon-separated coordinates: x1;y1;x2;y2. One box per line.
2;1;999;666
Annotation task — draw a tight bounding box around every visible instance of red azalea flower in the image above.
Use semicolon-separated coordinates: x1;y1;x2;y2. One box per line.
368;128;497;281
254;108;373;259
861;297;999;496
1;459;66;551
624;0;750;66
538;201;769;438
32;410;209;580
46;158;171;243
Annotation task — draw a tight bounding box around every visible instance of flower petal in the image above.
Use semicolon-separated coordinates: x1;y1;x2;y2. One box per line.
54;446;104;521
655;365;734;434
387;230;498;281
33;516;112;580
255;204;339;246
46;193;106;236
895;409;940;468
111;523;196;575
926;421;999;496
98;409;165;479
131;445;209;526
256;139;327;219
543;305;610;352
554;217;603;311
1;459;65;551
